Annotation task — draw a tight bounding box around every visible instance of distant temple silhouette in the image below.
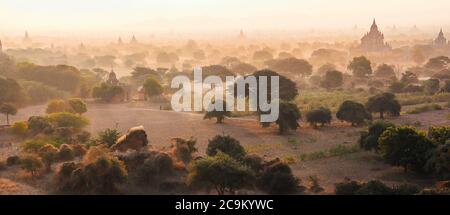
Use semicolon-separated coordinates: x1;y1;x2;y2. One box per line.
130;35;138;44
433;29;448;47
358;19;391;52
23;31;32;44
107;68;119;86
238;29;246;39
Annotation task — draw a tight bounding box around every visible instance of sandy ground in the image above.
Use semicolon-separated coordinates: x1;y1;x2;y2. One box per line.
1;102;449;194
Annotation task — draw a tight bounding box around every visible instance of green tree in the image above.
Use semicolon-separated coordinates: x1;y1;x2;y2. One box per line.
267;57;313;77
425;141;450;179
366;93;401;119
423;78;440;95
374;64;396;80
48;112;89;129
442;80;450;93
400;71;419;84
0;103;17;125
92;83;124;102
143;77;163;98
388;81;406;93
411;47;426;65
320;70;343;90
27;116;53;135
305;107;332;128
359;120;395;152
207;134;246;160
68;98;87;114
203;100;231;123
39;144;59;172
348;56;372;78
379;126;435;172
336;101;372;126
257;159;299;194
187;152;254;195
46;99;68;114
275;102;301;134
56;148;127;194
20;155;43;177
0;77;27;105
11;121;28;136
250;70;298;101
424;56;450;71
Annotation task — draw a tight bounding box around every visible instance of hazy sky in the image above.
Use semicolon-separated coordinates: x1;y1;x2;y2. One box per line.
1;0;449;34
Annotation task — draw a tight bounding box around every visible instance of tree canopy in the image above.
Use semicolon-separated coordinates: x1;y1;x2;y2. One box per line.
348;56;372;78
366;93;401;119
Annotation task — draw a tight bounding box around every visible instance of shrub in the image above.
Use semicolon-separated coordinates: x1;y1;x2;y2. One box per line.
48;112;89;129
59;144;75;161
6;156;20;166
98;128;121;147
188;152;254;195
428;126;450;145
393;183;421;195
359;120;395;152
425;142;450;179
335;179;421;195
72;144;87;157
406;104;442;114
20;155;43;177
46;99;69;114
68;98;87;114
134;152;175;185
335;179;362;195
355;180;393;195
203;100;231;123
336;100;371;126
0;161;6;171
207;134;246;160
305;107;332;128
21;139;49;153
11;121;28;137
242;154;265;173
39;144;59;172
299;144;360;161
274;101;301;134
308;176;324;193
379;126;435;172
56;147;127;194
257;159;299;194
27;116;53;135
76;131;91;144
171;137;197;164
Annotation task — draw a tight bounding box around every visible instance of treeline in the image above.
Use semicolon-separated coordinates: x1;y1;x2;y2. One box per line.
0;52;106;106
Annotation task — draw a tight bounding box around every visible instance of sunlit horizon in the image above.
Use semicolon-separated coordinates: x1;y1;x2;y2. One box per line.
1;0;450;36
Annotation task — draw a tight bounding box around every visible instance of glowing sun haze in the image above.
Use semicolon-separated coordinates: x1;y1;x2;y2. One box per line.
1;0;449;34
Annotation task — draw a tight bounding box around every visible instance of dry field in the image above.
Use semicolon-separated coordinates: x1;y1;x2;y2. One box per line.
1;102;449;194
